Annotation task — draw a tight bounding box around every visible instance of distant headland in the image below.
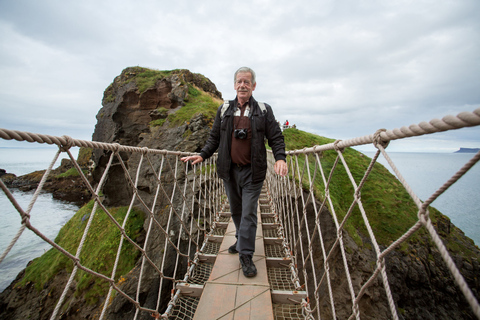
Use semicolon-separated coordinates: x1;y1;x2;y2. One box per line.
454;147;480;153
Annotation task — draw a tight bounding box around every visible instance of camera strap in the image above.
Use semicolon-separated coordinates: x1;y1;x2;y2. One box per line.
234;104;250;131
221;100;267;120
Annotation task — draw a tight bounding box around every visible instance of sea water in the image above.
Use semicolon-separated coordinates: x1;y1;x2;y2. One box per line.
0;148;80;291
363;151;480;247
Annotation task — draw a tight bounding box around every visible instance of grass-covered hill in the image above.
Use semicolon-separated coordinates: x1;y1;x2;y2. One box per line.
282;127;478;257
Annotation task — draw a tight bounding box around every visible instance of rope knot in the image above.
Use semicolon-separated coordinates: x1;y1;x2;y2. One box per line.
60;135;74;152
333;140;344;152
373;129;390;149
354;188;361;201
352;302;360;317
377;258;385;269
418;207;430;223
21;213;31;225
313;145;322;155
112;143;121;153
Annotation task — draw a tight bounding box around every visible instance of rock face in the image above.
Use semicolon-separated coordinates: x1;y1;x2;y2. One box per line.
455;147;480;153
87;67;223;319
92;67;221;207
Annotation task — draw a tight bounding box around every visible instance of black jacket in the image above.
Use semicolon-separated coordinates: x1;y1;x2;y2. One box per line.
199;96;286;183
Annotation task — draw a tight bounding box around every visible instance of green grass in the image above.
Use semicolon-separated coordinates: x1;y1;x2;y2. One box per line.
77;147;93;167
149;107;169;127
150;119;166;127
17;200;145;305
134;69;174;94
105;67;176;97
56;167;87;178
167;84;221;127
282;128;427;247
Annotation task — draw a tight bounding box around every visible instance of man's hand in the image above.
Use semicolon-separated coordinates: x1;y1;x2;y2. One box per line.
274;160;288;177
181;155;204;165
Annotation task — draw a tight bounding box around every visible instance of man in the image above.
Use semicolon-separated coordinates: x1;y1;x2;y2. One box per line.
181;67;288;277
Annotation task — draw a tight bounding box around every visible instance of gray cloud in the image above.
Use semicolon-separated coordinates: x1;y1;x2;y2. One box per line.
0;0;478;152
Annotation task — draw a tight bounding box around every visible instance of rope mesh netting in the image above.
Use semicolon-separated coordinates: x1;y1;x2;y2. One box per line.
0;106;479;319
264;107;480;319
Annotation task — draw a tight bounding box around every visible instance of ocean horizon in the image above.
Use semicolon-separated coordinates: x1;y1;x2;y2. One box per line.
363;150;480;247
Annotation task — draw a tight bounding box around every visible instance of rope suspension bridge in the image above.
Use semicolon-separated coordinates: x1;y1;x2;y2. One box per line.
1;107;480;319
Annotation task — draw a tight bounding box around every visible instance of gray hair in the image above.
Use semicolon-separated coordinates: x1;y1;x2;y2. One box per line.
234;67;256;85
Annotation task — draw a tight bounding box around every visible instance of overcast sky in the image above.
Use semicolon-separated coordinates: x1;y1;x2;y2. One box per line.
0;0;479;152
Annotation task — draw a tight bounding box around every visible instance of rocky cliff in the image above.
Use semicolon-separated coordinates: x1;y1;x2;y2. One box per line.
0;67;223;320
91;67;221;207
455;147;480;153
1;67;479;320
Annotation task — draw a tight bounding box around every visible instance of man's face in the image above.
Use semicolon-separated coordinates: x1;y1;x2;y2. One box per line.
234;72;256;102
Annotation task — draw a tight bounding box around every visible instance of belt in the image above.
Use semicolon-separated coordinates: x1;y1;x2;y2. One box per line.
232;162;251;168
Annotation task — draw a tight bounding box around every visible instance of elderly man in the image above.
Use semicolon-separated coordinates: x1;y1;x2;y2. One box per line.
181;67;288;277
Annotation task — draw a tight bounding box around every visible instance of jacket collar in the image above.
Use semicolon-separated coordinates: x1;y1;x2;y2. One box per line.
234;96;258;113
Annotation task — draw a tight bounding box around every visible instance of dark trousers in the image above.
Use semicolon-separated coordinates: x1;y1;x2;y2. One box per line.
223;164;264;256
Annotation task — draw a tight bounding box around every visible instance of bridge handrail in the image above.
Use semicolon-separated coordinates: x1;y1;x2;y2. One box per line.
0;132;224;319
286;107;480;155
267;106;480;319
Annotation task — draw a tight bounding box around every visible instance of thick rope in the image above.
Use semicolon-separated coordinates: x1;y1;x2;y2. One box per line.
286;107;480;155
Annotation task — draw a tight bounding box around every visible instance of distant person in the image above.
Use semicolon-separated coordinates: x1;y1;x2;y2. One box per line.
285;120;289;126
181;67;288;277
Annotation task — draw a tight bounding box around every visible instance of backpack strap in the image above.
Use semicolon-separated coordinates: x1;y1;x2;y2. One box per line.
220;100;267;118
220;100;230;119
258;102;267;114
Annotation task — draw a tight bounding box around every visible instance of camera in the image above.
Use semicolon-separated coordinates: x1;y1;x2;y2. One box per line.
234;128;248;140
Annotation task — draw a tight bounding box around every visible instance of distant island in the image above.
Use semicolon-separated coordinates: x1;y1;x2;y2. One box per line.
454;147;480;153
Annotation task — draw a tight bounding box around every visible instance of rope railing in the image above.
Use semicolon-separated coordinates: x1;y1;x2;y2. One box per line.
287;107;480;155
0;105;479;319
265;107;480;319
0;130;225;320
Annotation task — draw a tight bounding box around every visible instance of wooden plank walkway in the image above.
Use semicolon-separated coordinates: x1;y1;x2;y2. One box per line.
193;205;274;320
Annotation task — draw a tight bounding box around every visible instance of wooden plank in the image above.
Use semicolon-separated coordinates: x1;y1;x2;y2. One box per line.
271;290;308;305
262;222;280;229
264;237;283;245
215;221;229;228
219;211;232;217
198;253;216;264
266;257;292;268
207;235;224;243
261;212;276;219
176;283;204;297
193;200;275;320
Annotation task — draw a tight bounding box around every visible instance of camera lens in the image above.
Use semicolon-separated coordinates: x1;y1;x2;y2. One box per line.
235;129;247;139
